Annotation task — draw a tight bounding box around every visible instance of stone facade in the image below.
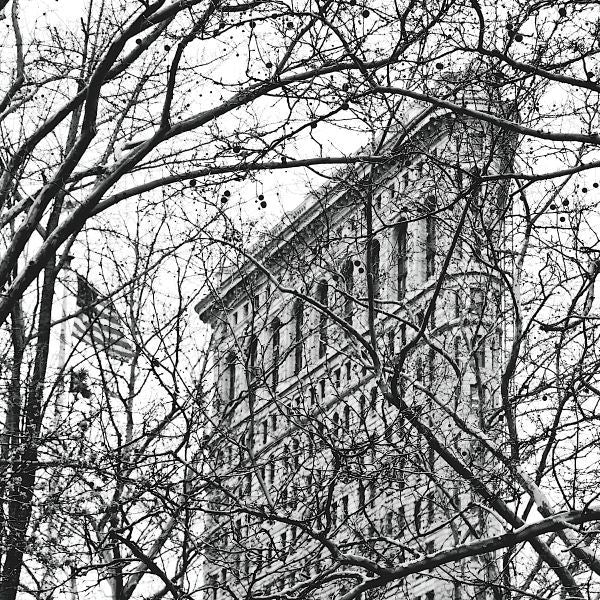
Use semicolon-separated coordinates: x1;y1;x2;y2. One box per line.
196;108;510;600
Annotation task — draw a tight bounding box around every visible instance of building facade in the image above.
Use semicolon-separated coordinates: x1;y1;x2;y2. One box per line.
196;107;510;600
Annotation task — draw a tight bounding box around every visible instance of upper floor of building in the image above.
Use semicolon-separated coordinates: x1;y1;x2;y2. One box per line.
195;108;512;432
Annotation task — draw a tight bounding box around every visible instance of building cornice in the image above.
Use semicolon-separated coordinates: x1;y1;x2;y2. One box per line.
195;107;461;323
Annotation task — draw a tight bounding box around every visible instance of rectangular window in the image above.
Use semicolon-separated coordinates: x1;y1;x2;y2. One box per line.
269;460;275;485
385;423;393;443
293;300;304;374
247;336;258;403
384;511;394;536
209;574;218;600
248;335;258;374
271;318;281;389
457;228;465;258
397;219;408;300
425;196;437;279
342;260;354;325
370;387;377;410
368;479;377;507
416;310;424;328
470;384;480;414
491;333;500;368
470;286;485;312
369;239;381;298
427;492;435;523
280;532;287;557
319;379;326;400
359;394;366;418
414;498;422;531
317;280;329;357
453;583;462;600
402;172;409;190
473;335;486;368
226;355;236;401
428;347;435;385
453;486;461;509
388;330;395;356
397;504;405;530
262;420;268;445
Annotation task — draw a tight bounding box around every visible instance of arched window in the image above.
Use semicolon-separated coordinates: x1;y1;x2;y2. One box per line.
317;279;328;357
271;317;281;389
293;300;304;374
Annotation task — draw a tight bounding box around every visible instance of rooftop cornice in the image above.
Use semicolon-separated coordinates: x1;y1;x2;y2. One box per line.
195;106;461;322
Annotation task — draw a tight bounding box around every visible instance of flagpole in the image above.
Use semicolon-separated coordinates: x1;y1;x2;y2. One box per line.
42;255;75;594
53;255;74;429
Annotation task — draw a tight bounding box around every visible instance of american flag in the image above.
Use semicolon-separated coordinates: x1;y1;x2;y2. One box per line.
72;274;134;362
